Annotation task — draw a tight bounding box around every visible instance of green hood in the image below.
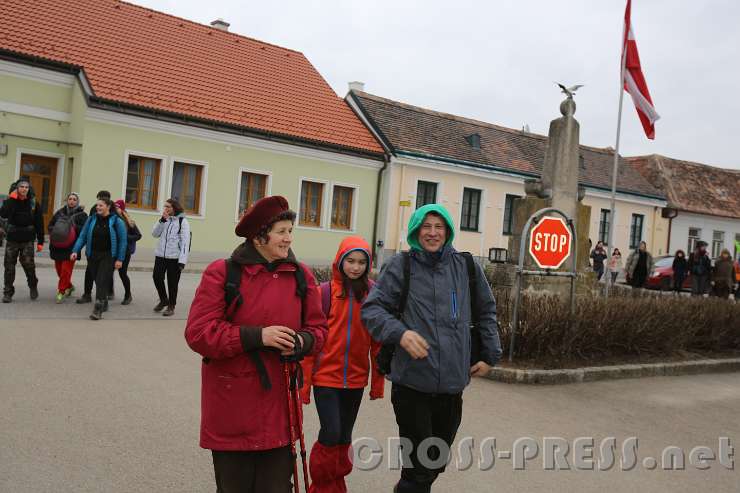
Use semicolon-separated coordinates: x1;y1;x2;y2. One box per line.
407;204;456;252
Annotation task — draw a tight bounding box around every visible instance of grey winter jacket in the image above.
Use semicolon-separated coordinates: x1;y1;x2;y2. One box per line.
152;214;190;264
361;246;503;394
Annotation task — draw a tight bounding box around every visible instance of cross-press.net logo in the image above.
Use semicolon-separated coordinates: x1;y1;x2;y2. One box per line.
352;437;735;472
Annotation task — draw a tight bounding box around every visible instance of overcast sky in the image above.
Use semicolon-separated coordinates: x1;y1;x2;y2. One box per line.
134;0;740;170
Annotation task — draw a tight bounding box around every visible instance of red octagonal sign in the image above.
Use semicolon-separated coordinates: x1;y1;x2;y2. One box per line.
528;216;572;269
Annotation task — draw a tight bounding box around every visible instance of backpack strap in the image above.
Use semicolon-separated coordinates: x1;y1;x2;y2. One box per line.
396;251;410;318
320;281;331;318
460;252;480;324
223;259;243;320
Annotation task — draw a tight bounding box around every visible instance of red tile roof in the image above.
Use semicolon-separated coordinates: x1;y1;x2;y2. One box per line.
351;91;664;198
627;154;740;219
0;0;383;156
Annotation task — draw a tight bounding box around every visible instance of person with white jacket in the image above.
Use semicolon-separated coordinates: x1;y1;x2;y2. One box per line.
152;198;190;316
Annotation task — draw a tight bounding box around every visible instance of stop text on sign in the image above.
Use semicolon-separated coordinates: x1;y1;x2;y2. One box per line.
533;232;569;253
528;216;573;269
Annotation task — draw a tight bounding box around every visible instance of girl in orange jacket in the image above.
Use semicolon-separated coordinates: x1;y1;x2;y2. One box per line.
300;236;384;493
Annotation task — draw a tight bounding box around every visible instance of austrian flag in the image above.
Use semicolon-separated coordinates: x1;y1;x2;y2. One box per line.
622;0;659;139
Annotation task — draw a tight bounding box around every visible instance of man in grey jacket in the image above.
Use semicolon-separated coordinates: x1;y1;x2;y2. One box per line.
362;204;502;493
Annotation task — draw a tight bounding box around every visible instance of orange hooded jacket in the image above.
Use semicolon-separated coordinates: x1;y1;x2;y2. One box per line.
300;236;384;403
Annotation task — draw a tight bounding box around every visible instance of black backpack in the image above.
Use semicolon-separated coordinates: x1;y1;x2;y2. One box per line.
178;217;192;253
221;258;308;389
375;251;482;375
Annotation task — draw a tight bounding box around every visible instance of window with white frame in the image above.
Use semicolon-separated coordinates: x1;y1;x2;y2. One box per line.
299;180;325;228
598;209;611;245
502;194;521;235
330;185;355;231
460;188;481;232
712;230;725;258
416;181;437;209
171;161;204;214
687;227;701;253
126;154;161;210
629;214;644;249
238;171;268;216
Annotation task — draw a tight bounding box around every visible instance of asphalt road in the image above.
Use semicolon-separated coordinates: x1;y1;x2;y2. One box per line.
1;268;739;492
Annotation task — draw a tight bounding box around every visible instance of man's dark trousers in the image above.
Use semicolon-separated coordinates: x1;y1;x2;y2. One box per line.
391;383;463;493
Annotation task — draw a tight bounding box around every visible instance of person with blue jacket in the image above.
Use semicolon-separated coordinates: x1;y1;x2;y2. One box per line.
70;197;127;320
362;204;502;493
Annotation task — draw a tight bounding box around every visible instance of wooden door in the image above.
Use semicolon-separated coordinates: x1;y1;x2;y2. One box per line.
19;154;58;228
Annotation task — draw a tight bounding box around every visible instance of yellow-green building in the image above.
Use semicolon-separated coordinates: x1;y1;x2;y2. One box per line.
0;0;384;264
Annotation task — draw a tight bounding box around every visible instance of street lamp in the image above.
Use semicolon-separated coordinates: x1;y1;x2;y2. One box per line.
488;247;509;264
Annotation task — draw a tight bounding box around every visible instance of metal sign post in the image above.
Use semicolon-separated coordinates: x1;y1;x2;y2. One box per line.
508;207;578;362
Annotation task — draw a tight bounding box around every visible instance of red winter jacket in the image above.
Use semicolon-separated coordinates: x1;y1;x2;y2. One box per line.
301;236;384;403
185;246;327;451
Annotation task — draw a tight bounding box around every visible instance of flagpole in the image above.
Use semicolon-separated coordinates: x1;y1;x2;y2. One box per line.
605;30;628;296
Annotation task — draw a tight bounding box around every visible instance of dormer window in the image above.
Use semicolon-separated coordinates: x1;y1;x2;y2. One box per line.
465;133;481;149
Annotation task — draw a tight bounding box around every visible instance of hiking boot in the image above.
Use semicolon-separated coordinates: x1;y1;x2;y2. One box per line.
90;301;103;320
2;294;11;303
64;286;75;297
162;305;175;317
76;294;92;304
55;292;64;304
30;286;39;300
153;301;168;312
121;294;132;305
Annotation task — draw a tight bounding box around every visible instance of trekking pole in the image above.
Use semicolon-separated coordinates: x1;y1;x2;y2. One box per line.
284;361;300;493
289;361;310;492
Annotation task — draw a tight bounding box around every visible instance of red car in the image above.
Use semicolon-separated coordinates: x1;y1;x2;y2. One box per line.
645;256;692;291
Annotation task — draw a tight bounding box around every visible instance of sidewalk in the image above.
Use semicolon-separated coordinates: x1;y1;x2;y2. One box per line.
0;245;216;273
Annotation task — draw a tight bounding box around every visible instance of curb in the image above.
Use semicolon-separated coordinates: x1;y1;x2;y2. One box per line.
30;261;206;274
485;358;740;384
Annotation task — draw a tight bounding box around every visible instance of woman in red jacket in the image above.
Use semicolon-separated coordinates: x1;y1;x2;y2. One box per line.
185;196;327;493
301;236;384;493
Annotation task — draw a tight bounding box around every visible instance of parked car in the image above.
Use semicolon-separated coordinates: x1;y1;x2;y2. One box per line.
645;255;692;291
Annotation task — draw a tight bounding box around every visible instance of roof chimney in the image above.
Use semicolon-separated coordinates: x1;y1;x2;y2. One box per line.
348;81;365;93
210;19;230;31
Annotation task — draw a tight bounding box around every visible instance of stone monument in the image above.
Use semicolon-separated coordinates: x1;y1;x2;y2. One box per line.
505;88;592;294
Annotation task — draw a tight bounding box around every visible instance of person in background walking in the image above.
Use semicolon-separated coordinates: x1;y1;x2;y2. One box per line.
299;236;384;493
688;241;711;297
671;250;688;294
607;248;623;285
70;198;127;320
184;195;327;493
711;249;734;299
48;192;88;303
626;241;654;289
114;200;141;305
77;190;116;304
590;241;608;281
152;198;190;316
1;179;44;303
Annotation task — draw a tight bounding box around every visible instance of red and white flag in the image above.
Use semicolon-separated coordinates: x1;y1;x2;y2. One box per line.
622;0;659;139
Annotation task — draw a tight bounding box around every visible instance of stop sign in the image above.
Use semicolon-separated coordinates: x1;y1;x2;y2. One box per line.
528;216;572;269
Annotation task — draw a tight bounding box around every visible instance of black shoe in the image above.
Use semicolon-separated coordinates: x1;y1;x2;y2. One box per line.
153;301;168;312
90;302;103;320
76;294;92;304
162;305;175;317
30;286;39;300
121;295;132;305
2;294;11;303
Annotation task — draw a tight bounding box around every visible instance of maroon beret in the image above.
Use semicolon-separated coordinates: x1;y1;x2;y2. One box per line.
235;195;290;239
